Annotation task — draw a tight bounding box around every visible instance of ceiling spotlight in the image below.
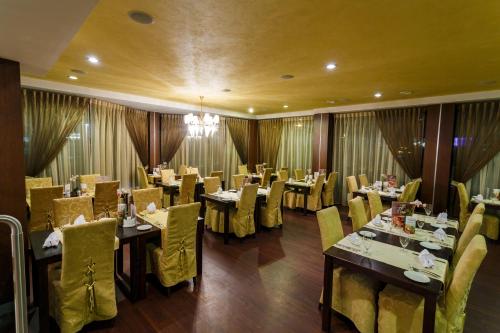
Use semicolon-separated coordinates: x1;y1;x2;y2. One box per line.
248;107;254;113
399;90;413;95
128;10;154;24
222;88;231;92
280;74;294;80
68;75;78;80
326;63;337;70
326;100;336;104
283;105;288;109
374;92;382;98
87;55;99;64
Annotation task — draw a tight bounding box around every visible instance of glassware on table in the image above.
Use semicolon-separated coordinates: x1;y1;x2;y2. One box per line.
486;187;491;200
362;236;372;254
399;233;410;253
417;219;425;229
424;203;433;216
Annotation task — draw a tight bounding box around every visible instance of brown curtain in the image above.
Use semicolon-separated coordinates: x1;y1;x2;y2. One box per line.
375;107;426;179
160;113;187;163
258;118;283;168
125;108;149;167
22;89;88;176
453;101;500;182
226;117;249;164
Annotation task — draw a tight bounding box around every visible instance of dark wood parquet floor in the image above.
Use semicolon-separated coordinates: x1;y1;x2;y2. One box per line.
88;206;500;333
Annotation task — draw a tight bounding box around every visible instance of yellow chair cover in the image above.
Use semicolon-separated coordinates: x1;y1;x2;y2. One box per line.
136;166;151;189
480;214;500;240
80;174;101;192
367;191;384;220
261;180;285;228
238;164;248;175
278;170;288;181
210;171;223;182
359;174;369;187
204;177;221;229
178;174;197;204
452;213;482;268
25;177;53;200
30;186;63;232
218;184;258;237
49;218;117;333
232;174;246;189
349;196;368;231
456;182;469;231
398;181;414;202
132;188;163;212
408;179;421;202
178;164;187;176
317;206;380;333
378;235;487;333
296;174;326;211
261;168;273;187
283;189;297;209
294;169;305;181
160;169;175;183
94;180;120;218
322;172;337;207
148;203;200;287
53;197;94;227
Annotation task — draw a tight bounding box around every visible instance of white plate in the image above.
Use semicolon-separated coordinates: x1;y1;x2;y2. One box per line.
359;230;376;238
403;270;430;283
420;241;442;250
430;223;447;229
137;224;152;231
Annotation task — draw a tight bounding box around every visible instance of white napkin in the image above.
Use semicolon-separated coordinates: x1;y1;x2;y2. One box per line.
411;199;422;207
372;214;383;227
348;233;361;246
64;184;70;191
475;194;484;201
130;204;137;218
400;185;405;191
418;249;435;268
433;228;447;241
42;231;60;248
361;185;366;190
374;181;382;189
146;202;157;214
73;214;86;225
436;212;448;223
314;172;319;179
80;183;88;191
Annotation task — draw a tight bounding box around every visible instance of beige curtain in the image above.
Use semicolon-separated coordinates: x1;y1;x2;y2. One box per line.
333;112;410;205
226;117;249;164
160;113;187;163
375;107;426;179
170;118;241;186
22;89;88;176
125;108;149;168
276;116;313;172
466;151;500;197
258;118;283;168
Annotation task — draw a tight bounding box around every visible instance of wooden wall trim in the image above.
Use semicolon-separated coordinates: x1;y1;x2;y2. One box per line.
0;59;25;303
420;105;441;205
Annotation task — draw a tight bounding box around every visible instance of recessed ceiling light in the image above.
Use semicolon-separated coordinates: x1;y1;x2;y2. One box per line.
128;10;154;24
326;100;336;104
399;90;413;95
326;63;337;70
338;98;351;103
222;88;231;92
68;75;78;80
283;105;288;109
87;55;99;64
280;74;294;80
70;69;86;75
248;107;254;113
374;92;382;98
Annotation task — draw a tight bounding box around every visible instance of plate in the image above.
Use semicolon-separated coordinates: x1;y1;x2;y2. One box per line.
430;223;447;229
137;224;152;231
359;230;376;238
403;270;430;283
420;241;442;250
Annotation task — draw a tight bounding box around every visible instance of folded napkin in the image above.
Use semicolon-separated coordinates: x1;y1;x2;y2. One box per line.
64;184;70;191
411;199;422;207
130;204;137;218
475;194;484;200
433;228;447;241
418;249;436;268
436;212;448;223
361;185;366;190
400;185;405;191
372;214;383;227
43;231;60;248
74;214;86;225
147;202;157;214
348;233;361;246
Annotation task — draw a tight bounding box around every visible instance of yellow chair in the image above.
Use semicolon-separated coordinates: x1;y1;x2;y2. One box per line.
53;197;94;227
378;235;488;333
296;174;326;211
29;186;63;232
210;171;223;182
456;182;499;239
80;174;101;192
278;169;288;181
148;203;200;288
178;174;197;205
204;177;221;229
408;179;421;201
349;196;368;231
94;181;120;218
294;169;305;181
132;188;163;213
317;206;380;333
261;180;285;228
137;166;152;189
452;213;483;268
346;176;359;202
398;181;414;202
359;174;369;187
322;172;337;207
232;174;246;189
367;191;384;220
178;164;187;176
218;184;258;237
238;164;248;175
49;219;117;333
160;169;175;183
25;177;53;202
260;168;273;187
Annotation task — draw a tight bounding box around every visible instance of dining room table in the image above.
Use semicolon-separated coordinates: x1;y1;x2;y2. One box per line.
321;210;458;333
249;173;278;185
155;179;226;206
353;187;400;203
284;180;322;215
30;213;204;333
201;188;267;244
470;196;500;211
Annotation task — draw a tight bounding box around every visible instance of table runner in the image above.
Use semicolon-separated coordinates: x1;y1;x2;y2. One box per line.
357;189;399;198
334;236;448;283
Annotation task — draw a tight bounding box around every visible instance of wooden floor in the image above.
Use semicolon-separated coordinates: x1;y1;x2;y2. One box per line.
86;207;500;333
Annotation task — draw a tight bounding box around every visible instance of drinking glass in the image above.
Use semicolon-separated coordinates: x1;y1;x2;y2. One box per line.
424;203;432;216
362;236;372;254
417;219;425;229
399;234;410;253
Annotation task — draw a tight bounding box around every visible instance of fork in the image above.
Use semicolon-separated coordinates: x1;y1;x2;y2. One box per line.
409;265;440;278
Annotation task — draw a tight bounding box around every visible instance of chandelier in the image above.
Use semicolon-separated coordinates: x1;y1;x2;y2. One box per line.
184;96;220;137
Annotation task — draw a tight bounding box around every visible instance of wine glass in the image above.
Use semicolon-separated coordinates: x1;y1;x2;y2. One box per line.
424;203;433;216
399;234;410;253
362;236;372;254
417;219;425;230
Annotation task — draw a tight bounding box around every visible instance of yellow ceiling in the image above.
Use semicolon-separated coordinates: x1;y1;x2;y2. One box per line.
32;0;500;114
